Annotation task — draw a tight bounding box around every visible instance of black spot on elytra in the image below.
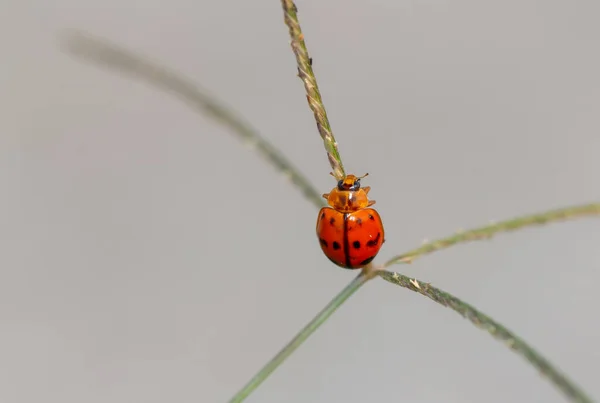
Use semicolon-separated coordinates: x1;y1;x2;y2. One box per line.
329;217;335;225
356;218;362;226
368;214;375;221
352;241;361;249
367;232;381;247
320;212;326;220
332;241;341;250
319;238;328;248
360;256;375;266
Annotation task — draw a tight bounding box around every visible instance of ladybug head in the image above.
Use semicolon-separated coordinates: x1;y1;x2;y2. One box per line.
337;173;368;191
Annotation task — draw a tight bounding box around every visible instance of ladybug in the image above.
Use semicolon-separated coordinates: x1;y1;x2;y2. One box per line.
316;174;385;269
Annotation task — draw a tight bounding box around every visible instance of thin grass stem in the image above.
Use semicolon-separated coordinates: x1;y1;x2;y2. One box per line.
59;31;325;209
385;203;600;266
228;271;371;403
281;0;346;180
60;28;599;403
377;270;594;403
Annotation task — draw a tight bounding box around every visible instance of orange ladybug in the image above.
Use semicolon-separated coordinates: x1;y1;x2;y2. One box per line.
316;174;385;269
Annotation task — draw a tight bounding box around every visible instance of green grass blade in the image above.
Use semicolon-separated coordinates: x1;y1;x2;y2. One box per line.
228;271;371;402
377;270;594;403
384;203;600;266
59;31;325;209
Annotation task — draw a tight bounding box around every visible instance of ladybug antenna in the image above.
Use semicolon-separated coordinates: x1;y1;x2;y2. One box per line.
357;173;369;180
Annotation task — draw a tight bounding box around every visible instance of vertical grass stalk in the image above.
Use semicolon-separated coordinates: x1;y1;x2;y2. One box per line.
281;0;346;179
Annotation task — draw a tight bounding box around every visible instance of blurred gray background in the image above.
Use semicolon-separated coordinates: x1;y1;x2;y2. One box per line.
2;0;600;402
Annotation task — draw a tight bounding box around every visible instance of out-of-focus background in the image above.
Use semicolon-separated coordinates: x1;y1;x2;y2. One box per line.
3;0;600;402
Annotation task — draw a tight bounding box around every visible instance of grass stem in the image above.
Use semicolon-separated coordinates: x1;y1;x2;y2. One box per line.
228;271;370;402
281;0;346;179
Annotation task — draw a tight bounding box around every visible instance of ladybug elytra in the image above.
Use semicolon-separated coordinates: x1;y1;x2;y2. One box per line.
316;174;385;269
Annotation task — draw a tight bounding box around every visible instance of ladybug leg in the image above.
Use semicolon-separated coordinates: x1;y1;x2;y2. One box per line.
367;200;376;207
363;186;371;195
322;193;330;200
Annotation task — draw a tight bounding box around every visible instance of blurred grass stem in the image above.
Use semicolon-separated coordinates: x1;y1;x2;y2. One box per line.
60;31;325;209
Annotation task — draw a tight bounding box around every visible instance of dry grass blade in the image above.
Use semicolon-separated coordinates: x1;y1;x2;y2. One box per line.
377;270;594;403
59;30;325;209
281;0;346;180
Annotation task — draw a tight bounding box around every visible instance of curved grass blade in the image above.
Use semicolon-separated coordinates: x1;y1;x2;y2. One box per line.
281;0;346;180
377;270;594;403
229;271;371;403
385;203;600;266
59;31;325;209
